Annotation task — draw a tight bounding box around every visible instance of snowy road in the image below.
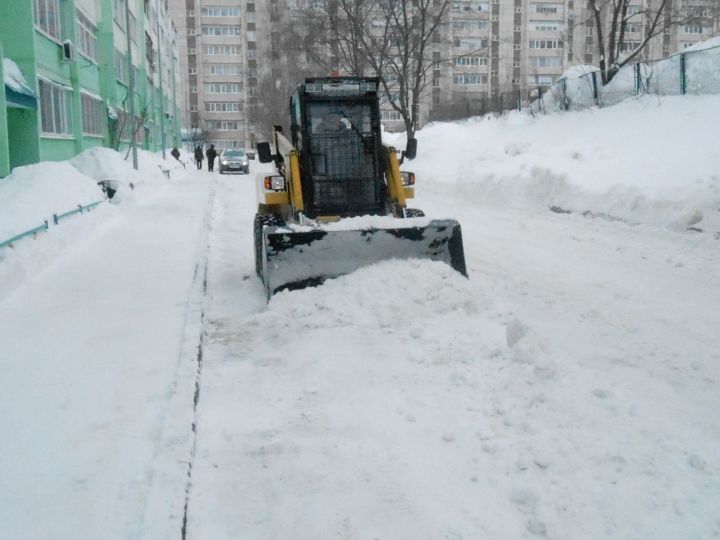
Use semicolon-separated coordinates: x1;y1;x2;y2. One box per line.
1;151;719;538
187;172;720;538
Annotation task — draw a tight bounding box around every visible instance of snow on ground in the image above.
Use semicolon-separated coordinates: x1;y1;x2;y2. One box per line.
190;168;720;539
1;94;719;539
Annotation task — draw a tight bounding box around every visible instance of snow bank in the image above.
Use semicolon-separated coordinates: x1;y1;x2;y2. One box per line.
0;161;103;240
414;94;720;233
684;36;720;53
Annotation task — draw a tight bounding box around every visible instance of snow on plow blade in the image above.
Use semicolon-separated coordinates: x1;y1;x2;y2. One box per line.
260;219;467;298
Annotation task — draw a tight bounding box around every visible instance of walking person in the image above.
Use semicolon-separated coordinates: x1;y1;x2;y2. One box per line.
206;144;217;172
194;146;203;170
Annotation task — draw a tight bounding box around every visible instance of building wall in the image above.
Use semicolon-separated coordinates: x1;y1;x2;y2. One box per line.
0;0;181;177
169;0;259;151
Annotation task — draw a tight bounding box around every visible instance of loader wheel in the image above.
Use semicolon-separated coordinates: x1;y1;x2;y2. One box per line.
254;213;284;280
405;208;425;218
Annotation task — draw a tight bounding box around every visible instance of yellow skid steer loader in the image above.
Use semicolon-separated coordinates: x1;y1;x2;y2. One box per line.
254;77;467;298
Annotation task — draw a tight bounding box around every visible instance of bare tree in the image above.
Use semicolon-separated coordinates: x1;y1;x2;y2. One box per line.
355;0;450;139
249;3;327;137
587;0;695;84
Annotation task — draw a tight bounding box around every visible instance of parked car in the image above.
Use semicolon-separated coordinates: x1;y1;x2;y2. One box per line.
246;149;255;160
219;149;250;174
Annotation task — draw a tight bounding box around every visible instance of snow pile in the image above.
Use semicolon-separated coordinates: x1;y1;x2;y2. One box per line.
3;58;34;96
71;147;175;186
685;36;720;52
414;94;720;233
0;161;103;240
560;64;599;79
204;257;719;538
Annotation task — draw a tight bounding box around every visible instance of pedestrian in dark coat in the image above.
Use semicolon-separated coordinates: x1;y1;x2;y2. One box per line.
194;146;203;170
206;144;217;172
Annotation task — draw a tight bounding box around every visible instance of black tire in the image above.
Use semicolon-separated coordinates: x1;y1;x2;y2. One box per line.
405;208;425;218
254;213;284;279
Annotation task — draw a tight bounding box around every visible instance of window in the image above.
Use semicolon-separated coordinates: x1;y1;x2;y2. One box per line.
532;3;563;14
76;10;98;61
206;63;242;75
529;39;563;49
452;1;489;12
381;110;402;121
453;20;489;32
34;0;62;40
684;25;709;34
529;21;562;31
452;73;488;84
201;7;241;16
527;74;555;85
39;79;72;135
211;140;244;150
529;56;562;67
619;41;641;51
454;38;489;49
455;56;488;66
81;93;104;135
113;0;126;24
625;23;641;33
115;49;129;84
205;102;242;112
128;11;138;42
204;83;241;94
206;120;241;131
205;45;242;55
202;25;242;36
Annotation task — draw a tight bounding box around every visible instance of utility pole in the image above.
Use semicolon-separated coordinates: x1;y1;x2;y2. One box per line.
156;0;166;159
124;0;138;169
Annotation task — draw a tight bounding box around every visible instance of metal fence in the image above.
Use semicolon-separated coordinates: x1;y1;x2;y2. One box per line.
0;200;104;250
532;44;720;114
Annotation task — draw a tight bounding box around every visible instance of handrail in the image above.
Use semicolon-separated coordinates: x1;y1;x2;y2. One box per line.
0;222;49;249
53;200;104;224
0;200;105;251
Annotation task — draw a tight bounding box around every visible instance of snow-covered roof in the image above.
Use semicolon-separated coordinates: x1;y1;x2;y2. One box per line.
3;58;35;97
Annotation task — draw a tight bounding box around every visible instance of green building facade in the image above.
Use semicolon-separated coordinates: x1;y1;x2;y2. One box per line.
0;0;181;177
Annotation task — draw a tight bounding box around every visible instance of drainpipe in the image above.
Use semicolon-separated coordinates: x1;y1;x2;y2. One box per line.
125;0;138;169
156;0;165;159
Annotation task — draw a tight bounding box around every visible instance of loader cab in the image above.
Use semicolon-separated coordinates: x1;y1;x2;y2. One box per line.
290;78;386;219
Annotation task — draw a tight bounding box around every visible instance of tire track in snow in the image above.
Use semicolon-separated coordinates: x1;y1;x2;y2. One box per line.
133;173;217;540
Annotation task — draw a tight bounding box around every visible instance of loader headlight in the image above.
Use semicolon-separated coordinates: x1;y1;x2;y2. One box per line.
264;175;286;191
400;171;415;186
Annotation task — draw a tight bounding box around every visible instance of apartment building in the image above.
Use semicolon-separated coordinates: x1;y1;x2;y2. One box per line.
0;0;180;177
435;0;720;119
167;0;719;143
169;0;269;150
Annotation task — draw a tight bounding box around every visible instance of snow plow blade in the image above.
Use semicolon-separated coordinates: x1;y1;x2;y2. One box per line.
260;219;467;298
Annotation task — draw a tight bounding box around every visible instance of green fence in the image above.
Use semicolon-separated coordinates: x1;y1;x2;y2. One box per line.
0;200;104;250
533;44;720;113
